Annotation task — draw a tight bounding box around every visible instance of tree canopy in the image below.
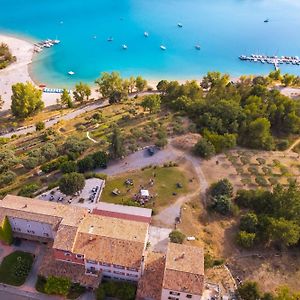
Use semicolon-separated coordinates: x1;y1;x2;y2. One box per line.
59;172;85;195
11;82;44;119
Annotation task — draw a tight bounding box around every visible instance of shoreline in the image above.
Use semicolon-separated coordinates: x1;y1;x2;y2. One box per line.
1;33;298;112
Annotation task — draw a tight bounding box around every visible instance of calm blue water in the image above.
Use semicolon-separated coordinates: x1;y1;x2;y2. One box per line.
0;0;300;87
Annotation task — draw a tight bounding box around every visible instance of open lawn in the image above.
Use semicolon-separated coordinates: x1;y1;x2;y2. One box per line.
0;251;34;286
101;163;196;210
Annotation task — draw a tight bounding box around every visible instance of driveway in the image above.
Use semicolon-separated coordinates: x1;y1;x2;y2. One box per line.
98;144;179;176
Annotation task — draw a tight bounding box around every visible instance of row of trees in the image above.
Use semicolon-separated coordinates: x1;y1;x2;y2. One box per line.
268;70;300;87
235;182;300;248
95;72;147;104
158;72;300;153
10;82;92;119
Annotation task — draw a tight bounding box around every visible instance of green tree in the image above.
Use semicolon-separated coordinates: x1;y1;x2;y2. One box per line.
44;276;71;296
0;216;13;245
156;80;169;94
268;70;282;81
141;95;161;113
0;149;19;173
281;73;295;87
35;121;45;131
77;156;95;173
92;151;108;168
109;126;125;159
0;170;16;188
61;136;89;159
73;82;91;103
41;143;58;161
211;195;232;215
236;231;256;248
194;138;216;159
269;217;300;246
59;172;85;195
60;161;78;174
60;89;73;108
238;281;261;300
135;76;147;92
18;183;40;198
95;72;124;99
241;118;274;150
11;82;44;119
240;212;258;233
204;131;236;153
210;178;233;198
169;230;186;244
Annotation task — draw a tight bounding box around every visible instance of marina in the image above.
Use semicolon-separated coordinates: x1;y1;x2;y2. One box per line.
239;54;300;71
34;39;60;53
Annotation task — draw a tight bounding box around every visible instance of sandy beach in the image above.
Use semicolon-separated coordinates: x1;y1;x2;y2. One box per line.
0;34;66;112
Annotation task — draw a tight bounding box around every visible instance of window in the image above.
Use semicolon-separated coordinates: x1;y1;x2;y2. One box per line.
99;262;110;267
113;271;125;275
43;233;49;237
168;297;179;300
127;273;139;278
64;252;71;257
76;254;83;259
187;295;193;299
113;264;125;269
170;291;180;296
86;259;97;264
127;267;138;272
26;230;35;234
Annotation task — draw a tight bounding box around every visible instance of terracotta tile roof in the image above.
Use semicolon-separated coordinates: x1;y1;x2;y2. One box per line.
53;225;78;251
39;247;101;288
162;243;204;295
136;251;166;300
72;232;145;269
0;195;88;227
77;214;149;243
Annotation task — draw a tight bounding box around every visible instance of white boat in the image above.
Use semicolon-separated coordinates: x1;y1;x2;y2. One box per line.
160;45;166;50
68;71;75;75
122;44;128;50
195;45;201;50
53;40;60;44
177;23;183;28
107;37;113;42
144;32;149;37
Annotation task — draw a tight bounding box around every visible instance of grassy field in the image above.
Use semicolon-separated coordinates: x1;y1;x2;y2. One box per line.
0;251;34;286
101;164;195;210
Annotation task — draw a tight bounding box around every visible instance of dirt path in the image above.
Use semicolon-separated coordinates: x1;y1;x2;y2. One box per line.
286;137;300;152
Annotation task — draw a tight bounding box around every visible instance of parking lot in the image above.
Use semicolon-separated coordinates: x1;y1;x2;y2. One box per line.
38;178;105;210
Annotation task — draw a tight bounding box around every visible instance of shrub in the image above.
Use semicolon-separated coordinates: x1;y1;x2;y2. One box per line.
240;212;258;233
240;156;251;165
35;275;46;293
59;172;85;195
35;121;45;131
276;139;289;151
169;230;186;244
236;231;256;248
210;195;232;215
18;183;40;198
44;276;71;296
256;157;266;165
210;178;233;198
0;170;16;188
255;176;268;187
60;161;78;174
238;281;260;300
194;138;215;159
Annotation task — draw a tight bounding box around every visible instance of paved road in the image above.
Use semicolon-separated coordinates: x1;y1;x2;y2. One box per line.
1;91;159;138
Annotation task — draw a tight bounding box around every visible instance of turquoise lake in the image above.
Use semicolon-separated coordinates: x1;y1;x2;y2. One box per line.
0;0;300;86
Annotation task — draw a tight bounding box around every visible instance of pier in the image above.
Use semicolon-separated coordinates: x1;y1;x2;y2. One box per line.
239;54;300;71
34;39;60;53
